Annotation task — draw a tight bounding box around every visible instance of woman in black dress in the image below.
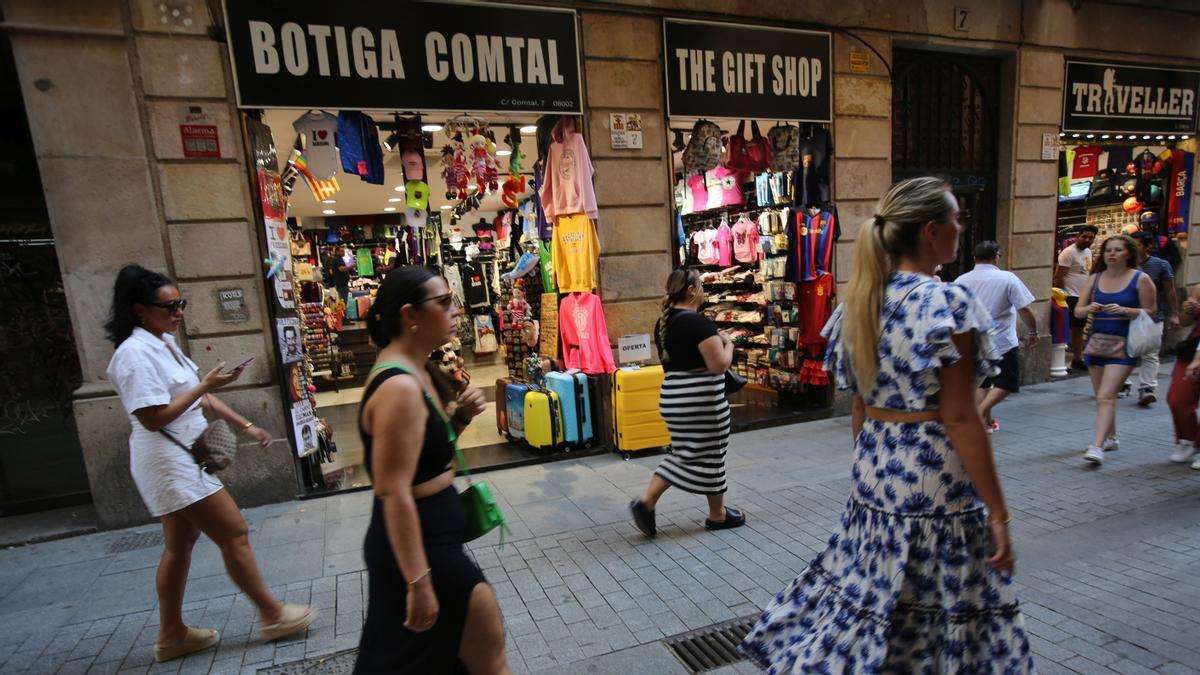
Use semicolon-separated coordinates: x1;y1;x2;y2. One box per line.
354;266;508;674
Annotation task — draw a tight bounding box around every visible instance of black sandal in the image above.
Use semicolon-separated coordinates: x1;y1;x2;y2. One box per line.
630;499;656;538
705;507;746;530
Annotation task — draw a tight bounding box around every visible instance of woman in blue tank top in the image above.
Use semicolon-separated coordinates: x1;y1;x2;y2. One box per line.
1074;234;1156;465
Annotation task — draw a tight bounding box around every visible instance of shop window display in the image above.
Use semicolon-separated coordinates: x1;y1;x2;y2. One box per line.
671;119;837;427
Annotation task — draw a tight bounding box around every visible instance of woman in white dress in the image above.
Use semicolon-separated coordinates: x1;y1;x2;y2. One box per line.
105;265;317;662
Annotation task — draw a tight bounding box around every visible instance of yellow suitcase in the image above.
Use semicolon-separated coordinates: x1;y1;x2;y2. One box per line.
524;389;564;451
612;365;670;454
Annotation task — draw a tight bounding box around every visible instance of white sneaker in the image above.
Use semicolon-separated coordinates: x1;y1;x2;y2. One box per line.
1084;446;1105;464
1169;442;1196;463
1192;456;1200;470
1102;437;1119;452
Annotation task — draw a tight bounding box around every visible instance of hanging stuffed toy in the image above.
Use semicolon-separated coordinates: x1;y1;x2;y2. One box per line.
452;140;469;200
501;131;526;208
439;145;457;200
467;130;500;194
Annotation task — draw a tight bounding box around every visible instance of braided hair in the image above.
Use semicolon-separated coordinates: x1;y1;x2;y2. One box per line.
656;267;700;364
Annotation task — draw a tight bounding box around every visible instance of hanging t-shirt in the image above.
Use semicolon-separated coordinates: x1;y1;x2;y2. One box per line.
336;111;384;185
732;216;761;263
473;315;498;355
1058;150;1071;197
444;264;465;307
799;273;835;345
559;292;615;374
1072;145;1101;179
355;247;375;277
551;214;600;293
786;209;839;282
795;127;834;208
461;262;490;309
711;164;744;208
695;229;719;265
714;222;734;267
687;174;709;212
1105;145;1133;173
293;112;339;180
538;239;557;293
540;118;599;219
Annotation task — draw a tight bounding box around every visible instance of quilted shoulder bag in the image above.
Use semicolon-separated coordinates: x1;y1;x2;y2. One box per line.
370;363;510;546
682;119;723;175
160;396;238;474
725;120;771;173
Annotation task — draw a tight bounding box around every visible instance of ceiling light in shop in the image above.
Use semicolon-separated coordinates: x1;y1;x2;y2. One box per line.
388;197;403;203
439;205;451;210
383;133;398;152
520;125;537;134
322;209;336;215
496;149;512;156
1115;135;1124;139
1059;132;1066;137
394;185;406;192
1156;135;1165;140
1143;135;1151;140
321;199;337;204
1071;133;1080;138
421;124;444;132
383;207;397;212
1101;135;1110;139
1086;134;1095;138
1169;135;1177;140
1184;135;1191;140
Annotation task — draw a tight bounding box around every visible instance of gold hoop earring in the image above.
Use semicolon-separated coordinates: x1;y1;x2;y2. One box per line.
410;325;419;333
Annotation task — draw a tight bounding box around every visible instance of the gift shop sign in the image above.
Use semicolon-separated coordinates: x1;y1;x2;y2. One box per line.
664;19;831;122
1062;60;1200;135
222;0;581;113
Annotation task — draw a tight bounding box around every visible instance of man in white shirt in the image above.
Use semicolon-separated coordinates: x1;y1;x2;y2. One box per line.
957;241;1039;432
1054;225;1097;369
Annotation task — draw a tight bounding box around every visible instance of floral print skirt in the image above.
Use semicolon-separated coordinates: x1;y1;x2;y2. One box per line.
740;420;1035;674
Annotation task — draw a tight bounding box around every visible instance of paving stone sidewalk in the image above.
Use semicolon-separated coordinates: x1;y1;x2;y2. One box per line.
1;372;1198;674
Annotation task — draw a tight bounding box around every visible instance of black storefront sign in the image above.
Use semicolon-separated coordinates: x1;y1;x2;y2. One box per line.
1062;60;1200;135
664;19;831;122
222;1;581;113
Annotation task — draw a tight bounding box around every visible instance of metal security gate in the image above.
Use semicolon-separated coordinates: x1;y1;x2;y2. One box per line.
892;49;1001;281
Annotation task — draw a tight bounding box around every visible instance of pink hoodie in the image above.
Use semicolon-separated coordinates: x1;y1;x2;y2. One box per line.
540;117;599;220
559;292;615;374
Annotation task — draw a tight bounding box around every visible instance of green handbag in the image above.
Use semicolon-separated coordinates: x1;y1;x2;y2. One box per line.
370;363;510;546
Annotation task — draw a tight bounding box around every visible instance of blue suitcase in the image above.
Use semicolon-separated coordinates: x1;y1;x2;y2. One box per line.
505;383;529;440
544;370;593;447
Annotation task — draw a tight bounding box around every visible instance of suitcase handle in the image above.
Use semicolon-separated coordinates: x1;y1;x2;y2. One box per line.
575;376;587;443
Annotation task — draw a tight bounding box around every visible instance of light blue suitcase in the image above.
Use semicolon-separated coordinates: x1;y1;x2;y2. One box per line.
544;370;593;448
505;383;529;440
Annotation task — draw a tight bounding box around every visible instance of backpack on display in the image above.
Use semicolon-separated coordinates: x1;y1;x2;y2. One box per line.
768;124;800;173
1087;168;1117;200
725;120;771;173
682;119;723;175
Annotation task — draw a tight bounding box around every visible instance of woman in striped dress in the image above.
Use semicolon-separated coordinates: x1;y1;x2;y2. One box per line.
629;268;746;537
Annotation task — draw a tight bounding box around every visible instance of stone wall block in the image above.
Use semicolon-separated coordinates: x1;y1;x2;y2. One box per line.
183;332;273;385
834;76;891;117
1017;86;1063;126
130;0;212;34
10;36;146;158
834;33;890;77
599;253;672;303
585;60;662;110
1013;161;1059;198
148;101;238;160
1016;124;1059;162
1009;232;1054;271
168;221;258;278
834;159;891;201
835;117;891;160
137;36;227;98
1019;49;1064;89
593;158;668;206
1014;267;1052;302
159;163;250;221
588;109;666;159
597;206;670;254
601;299;662;343
581;12;660;60
1012;196;1057;233
835;241;854;283
206;388;297;509
177;278;267;337
0;0;123;30
835;199;879;242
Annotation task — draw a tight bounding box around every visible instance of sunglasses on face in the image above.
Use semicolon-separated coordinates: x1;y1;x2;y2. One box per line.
151;299;188;314
416;293;454;311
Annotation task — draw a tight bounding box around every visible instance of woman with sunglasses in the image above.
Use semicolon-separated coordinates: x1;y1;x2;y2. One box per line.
354;266;507;674
104;265;316;663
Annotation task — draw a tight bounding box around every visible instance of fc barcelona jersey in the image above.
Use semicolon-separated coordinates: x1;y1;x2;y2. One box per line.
785;209;838;283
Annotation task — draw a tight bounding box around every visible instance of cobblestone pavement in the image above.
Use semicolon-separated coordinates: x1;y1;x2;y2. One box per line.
1;372;1199;674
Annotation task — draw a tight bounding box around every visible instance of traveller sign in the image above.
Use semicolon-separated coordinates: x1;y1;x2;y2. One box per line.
1062;60;1200;135
664;19;831;122
222;1;581;113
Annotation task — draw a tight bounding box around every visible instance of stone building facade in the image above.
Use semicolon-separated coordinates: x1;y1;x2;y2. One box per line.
3;0;1198;526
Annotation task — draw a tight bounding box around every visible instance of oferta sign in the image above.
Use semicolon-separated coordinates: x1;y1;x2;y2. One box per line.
1062;60;1199;135
222;1;581;113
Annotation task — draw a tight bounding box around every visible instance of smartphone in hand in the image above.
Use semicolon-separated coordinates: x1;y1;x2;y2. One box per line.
226;357;255;374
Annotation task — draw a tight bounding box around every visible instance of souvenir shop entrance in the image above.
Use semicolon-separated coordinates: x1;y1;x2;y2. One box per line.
664;20;836;429
1051;60;1198;369
226;2;607;497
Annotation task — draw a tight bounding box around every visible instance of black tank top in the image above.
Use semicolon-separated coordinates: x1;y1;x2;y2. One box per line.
359;367;456;485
